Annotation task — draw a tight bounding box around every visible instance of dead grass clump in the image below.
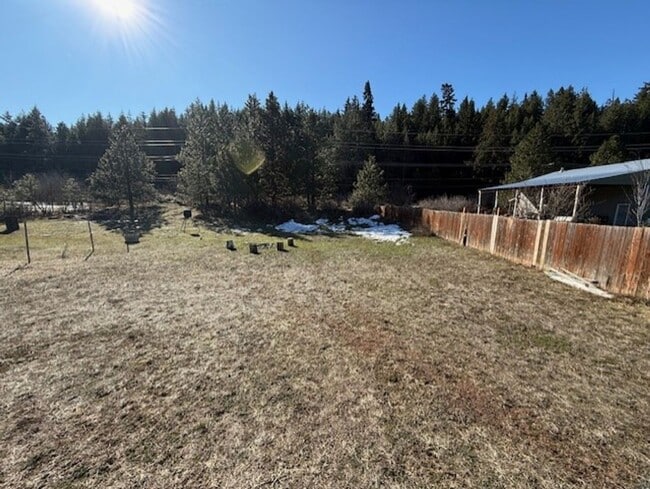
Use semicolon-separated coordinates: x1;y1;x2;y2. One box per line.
418;194;477;212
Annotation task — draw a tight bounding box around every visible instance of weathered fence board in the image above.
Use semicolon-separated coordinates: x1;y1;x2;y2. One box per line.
381;205;650;300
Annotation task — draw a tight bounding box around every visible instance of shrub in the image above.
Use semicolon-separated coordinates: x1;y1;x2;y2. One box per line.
417;194;476;213
349;156;388;214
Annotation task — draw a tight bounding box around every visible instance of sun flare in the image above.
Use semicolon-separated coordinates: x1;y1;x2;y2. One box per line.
92;0;139;22
82;0;165;60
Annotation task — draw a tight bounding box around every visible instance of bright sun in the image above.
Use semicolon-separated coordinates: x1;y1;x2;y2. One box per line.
83;0;164;60
92;0;138;22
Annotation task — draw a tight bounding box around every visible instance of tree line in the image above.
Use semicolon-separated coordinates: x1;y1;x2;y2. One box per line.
2;81;650;213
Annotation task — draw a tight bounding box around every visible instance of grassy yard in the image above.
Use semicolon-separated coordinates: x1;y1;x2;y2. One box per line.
1;206;649;488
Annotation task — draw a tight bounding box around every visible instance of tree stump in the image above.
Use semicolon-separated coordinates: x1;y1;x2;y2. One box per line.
249;243;258;254
124;231;140;244
276;241;286;252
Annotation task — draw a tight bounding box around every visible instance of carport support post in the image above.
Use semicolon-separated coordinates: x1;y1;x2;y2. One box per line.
538;187;545;220
572;184;583;221
513;189;519;217
493;190;499;212
477;190;482;214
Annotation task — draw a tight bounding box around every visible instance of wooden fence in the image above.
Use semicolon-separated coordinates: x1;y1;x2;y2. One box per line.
381;205;650;300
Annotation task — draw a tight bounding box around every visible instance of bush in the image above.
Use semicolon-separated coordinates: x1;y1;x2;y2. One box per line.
417;194;476;213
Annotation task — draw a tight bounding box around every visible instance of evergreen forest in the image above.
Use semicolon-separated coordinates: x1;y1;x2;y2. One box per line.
2;81;650;212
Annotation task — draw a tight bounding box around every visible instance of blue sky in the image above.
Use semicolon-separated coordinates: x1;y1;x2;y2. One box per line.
3;0;650;125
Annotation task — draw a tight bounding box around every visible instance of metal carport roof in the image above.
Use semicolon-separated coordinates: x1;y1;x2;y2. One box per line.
481;159;650;191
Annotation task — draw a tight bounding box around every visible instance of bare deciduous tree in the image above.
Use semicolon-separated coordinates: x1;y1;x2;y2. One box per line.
627;164;650;226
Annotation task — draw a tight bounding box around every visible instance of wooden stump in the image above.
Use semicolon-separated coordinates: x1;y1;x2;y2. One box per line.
124;232;140;245
226;240;236;251
287;238;295;247
249;243;258;254
276;241;286;252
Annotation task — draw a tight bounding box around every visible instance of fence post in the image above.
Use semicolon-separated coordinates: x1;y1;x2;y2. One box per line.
533;219;544;267
538;220;552;270
459;208;466;243
623;226;644;296
489;208;499;255
24;220;31;264
88;220;94;252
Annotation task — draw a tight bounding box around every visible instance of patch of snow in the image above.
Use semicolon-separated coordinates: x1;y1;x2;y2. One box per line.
274;215;411;244
327;222;347;233
275;220;319;233
351;224;411;244
347;216;379;227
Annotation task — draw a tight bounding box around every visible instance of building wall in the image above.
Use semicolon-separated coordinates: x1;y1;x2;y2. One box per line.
588;186;634;225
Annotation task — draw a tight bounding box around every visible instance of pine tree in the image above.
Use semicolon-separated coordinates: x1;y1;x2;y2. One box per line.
258;91;290;205
89;124;155;220
361;81;378;131
439;83;457;145
507;123;554;182
474;99;509;178
456;97;480;146
590;135;627;165
349;156;388;213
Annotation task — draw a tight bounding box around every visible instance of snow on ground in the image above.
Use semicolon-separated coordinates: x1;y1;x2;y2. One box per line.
350;224;410;243
274;220;320;233
274;216;410;244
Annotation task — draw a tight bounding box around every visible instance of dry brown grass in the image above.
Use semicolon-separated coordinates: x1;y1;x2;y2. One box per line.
1;206;649;488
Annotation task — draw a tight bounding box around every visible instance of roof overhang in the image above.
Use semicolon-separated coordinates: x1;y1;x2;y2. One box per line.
482;158;650;191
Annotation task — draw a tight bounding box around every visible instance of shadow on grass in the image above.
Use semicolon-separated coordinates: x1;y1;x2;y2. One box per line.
90;205;167;234
193;211;358;243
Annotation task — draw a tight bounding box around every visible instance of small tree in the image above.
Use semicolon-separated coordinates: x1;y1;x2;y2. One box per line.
13;173;41;210
349;156;388;214
62;178;83;211
89;125;155;221
627;164;650;226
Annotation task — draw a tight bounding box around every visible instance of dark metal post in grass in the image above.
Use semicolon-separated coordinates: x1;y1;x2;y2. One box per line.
23;220;31;264
85;220;95;261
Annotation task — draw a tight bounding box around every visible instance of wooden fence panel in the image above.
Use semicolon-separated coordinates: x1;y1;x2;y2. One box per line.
635;228;650;298
493;217;538;266
381;205;650;300
464;214;493;252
